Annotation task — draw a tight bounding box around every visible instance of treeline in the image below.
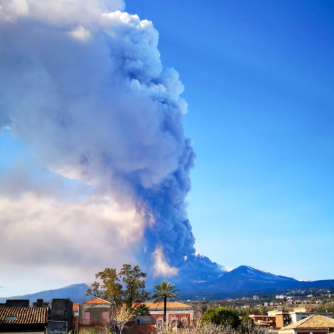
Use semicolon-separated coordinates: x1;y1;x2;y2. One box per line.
200;307;265;334
228;305;268;316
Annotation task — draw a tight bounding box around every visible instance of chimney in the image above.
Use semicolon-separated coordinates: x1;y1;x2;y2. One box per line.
37;299;44;307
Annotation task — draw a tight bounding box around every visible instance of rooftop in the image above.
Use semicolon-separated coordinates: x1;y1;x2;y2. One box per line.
0;307;47;325
141;302;191;310
280;315;334;331
83;298;112;305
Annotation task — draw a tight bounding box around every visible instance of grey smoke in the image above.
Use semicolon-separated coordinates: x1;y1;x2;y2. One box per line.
0;0;217;281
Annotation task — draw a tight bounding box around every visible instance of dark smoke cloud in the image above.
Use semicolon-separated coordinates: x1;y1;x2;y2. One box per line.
0;0;200;279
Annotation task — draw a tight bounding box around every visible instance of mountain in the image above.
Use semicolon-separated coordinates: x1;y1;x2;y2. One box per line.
1;266;334;303
179;265;334;293
202;265;298;291
174;254;232;286
0;283;90;304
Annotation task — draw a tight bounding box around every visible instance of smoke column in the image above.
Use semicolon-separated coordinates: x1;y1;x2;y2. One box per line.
0;0;204;280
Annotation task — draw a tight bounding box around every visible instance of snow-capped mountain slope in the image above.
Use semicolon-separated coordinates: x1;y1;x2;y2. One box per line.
230;265;297;282
203;265;299;291
175;254;230;286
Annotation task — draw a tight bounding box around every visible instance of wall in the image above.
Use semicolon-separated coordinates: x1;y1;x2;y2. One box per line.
79;304;112;326
149;311;192;326
5;300;29;307
48;299;73;333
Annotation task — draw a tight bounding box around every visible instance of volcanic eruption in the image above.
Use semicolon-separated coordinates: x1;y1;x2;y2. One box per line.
0;0;226;284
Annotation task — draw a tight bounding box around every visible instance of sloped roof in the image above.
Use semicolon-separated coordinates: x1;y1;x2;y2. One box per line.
280;315;334;331
141;302;191;310
73;303;79;311
83;297;112;305
0;307;47;325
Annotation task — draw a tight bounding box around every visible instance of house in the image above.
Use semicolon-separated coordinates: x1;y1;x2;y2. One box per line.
268;310;291;328
0;303;48;333
276;295;286;300
267;309;333;329
142;302;194;329
278;315;334;334
289;311;332;324
253;296;260;300
79;298;113;334
248;314;276;328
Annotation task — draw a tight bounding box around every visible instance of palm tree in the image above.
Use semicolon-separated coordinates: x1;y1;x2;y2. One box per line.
151;280;179;326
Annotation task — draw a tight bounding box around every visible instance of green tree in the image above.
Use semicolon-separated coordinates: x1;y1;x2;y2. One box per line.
119;264;150;309
151;280;179;325
86;268;123;305
200;307;241;329
134;304;151;317
85;265;150;307
238;315;254;333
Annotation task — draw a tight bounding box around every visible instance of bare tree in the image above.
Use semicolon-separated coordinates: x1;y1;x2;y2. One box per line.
107;306;134;334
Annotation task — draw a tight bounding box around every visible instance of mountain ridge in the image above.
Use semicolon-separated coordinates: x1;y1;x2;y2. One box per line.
1;265;334;303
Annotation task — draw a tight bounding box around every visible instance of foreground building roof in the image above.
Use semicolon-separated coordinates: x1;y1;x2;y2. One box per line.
142;302;192;310
280;315;334;331
82;297;112;305
0;307;47;325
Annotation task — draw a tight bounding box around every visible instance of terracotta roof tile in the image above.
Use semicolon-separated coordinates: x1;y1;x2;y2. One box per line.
141;302;191;310
83;298;112;305
280;315;334;331
0;307;47;325
73;303;79;311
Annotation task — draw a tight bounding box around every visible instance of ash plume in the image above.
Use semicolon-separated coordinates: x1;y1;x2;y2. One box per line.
0;0;202;283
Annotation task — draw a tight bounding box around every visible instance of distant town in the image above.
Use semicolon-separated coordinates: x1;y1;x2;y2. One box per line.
1;281;334;334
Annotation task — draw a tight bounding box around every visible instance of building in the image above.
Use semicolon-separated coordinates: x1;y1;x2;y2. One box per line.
48;299;73;334
33;300;49;308
278;315;334;334
4;300;29;308
143;302;194;329
0;303;48;333
268;308;333;328
248;314;276;328
79;298;113;334
73;304;79;331
271;310;291;328
289;311;332;324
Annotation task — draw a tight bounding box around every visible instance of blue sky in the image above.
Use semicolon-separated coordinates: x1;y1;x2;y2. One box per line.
125;0;334;280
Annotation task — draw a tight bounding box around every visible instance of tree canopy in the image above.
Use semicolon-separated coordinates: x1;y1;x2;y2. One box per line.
86;264;150;308
151;280;179;323
151;280;179;303
120;264;150;309
86;268;123;305
134;304;151;317
200;307;241;329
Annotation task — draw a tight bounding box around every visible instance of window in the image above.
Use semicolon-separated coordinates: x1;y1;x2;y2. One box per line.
5;316;16;321
83;311;91;325
102;311;109;323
